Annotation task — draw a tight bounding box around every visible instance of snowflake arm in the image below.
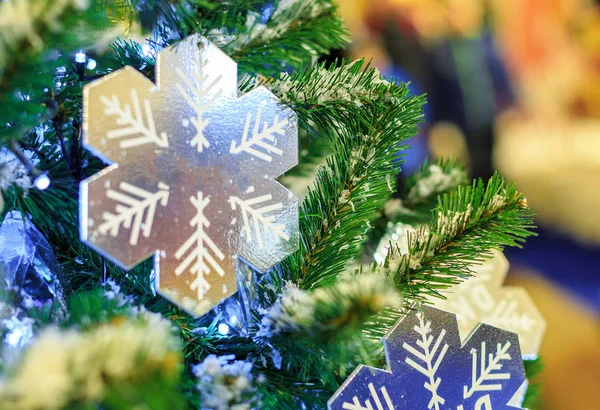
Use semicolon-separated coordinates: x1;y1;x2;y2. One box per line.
487;299;536;331
175;66;223;152
229;105;287;162
402;313;449;410
98;182;170;245
174;192;225;299
100;90;169;148
463;341;512;399
341;383;395;410
229;189;289;248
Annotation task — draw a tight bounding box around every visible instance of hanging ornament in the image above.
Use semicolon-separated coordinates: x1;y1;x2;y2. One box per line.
328;305;527;410
374;223;545;359
0;211;65;308
81;35;299;317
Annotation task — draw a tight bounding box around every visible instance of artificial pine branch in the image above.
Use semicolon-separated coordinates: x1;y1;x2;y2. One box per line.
402;158;469;208
382;172;535;309
0;0;118;142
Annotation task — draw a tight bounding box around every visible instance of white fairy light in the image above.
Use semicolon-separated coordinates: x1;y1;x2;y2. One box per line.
86;58;97;70
33;174;50;190
217;323;230;335
75;51;86;63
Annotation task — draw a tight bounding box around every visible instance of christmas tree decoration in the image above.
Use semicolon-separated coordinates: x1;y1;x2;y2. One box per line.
0;211;65;308
81;35;299;316
328;305;527;410
430;250;546;359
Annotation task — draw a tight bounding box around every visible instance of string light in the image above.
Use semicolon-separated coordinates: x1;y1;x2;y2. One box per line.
86;58;97;70
75;51;87;63
217;323;230;335
33;174;50;190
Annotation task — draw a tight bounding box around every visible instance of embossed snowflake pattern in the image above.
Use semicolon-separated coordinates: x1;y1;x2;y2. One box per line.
429;250;546;359
81;35;298;316
328;306;527;410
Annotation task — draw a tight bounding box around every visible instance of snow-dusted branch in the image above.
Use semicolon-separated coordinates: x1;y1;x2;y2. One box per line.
175;64;222;152
98;182;170;245
101;90;169;149
463;341;512;399
341;383;396;410
402;313;449;410
174;192;225;299
229;105;287;162
228;188;288;248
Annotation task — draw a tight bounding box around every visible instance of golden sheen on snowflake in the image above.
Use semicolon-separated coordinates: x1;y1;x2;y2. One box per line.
80;35;299;316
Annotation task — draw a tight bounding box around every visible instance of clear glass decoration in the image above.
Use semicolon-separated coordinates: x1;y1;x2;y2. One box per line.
0;211;65;308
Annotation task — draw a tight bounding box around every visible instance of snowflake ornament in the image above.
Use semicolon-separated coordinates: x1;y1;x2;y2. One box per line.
429;250;545;359
328;306;527;410
81;35;298;316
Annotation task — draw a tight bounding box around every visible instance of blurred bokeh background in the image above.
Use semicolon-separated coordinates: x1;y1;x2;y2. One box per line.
334;0;600;408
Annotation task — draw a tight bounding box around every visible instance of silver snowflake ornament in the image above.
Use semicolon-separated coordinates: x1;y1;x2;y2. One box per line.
81;35;298;316
328;306;528;410
429;250;546;359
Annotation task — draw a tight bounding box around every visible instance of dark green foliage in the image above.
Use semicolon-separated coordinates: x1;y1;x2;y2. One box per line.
523;358;544;409
0;0;118;143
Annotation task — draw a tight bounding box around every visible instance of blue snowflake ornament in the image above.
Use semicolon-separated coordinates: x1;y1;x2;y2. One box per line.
328;306;527;410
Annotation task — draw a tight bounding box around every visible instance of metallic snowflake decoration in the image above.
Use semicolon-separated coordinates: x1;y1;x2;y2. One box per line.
429;250;546;359
81;35;298;316
328;306;528;410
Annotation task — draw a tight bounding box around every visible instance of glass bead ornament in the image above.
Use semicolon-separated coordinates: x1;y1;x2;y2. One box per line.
328;305;528;410
374;223;546;359
80;35;299;317
0;211;65;308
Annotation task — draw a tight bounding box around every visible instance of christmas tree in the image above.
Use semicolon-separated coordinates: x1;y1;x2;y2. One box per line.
0;1;539;409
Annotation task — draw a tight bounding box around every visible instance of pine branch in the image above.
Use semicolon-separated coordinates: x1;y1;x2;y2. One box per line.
226;0;350;77
0;0;116;143
403;158;469;208
261;61;425;291
381;173;536;307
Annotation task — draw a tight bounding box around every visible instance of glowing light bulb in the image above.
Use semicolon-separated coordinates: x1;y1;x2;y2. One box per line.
86;58;97;70
229;315;238;326
75;51;87;63
142;44;152;56
34;174;50;190
217;323;230;335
